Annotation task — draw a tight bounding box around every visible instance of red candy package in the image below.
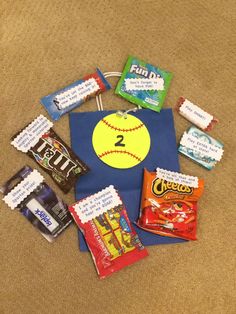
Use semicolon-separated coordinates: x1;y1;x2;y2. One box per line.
137;168;204;241
69;185;148;279
176;97;219;131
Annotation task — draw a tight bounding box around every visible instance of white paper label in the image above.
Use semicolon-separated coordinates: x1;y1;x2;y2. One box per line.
26;198;59;232
73;185;122;224
11;115;53;153
54;78;100;109
179;99;213;130
156;168;199;188
125;78;164;91
3;170;44;209
180;133;224;161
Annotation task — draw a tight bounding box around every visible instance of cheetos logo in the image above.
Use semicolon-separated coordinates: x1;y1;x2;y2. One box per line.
152;178;193;197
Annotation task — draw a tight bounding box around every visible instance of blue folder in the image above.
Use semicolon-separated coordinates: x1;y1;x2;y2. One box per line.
70;109;186;251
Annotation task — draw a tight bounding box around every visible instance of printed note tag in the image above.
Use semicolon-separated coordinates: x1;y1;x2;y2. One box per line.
3;169;44;210
73;185;122;223
178;126;224;170
180;133;224;161
156;168;199;188
125;78;164;91
11;115;53;153
54;78;100;110
176;97;218;131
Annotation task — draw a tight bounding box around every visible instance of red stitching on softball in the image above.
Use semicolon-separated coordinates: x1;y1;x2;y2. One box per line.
101;118;144;132
98;150;142;161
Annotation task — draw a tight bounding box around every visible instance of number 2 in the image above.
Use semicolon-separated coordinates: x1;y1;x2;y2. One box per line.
115;135;125;147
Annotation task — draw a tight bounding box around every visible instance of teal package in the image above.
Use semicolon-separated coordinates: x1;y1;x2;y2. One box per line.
115;56;172;112
178;126;224;170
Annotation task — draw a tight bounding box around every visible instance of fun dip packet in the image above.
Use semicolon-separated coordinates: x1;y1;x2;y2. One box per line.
1;166;72;242
41;69;111;120
11;115;89;193
137;168;204;241
178;126;224;170
115;56;172;112
69;185;148;279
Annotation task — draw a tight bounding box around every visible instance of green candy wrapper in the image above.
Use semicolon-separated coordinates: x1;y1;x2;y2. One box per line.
115;56;172;112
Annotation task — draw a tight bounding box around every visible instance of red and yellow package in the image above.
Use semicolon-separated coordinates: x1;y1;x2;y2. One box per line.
137;168;204;241
69;185;148;279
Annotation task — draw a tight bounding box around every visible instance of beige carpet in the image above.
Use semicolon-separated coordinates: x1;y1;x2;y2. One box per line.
1;1;235;313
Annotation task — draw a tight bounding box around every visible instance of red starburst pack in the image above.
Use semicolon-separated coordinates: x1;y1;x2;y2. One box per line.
69;185;148;279
137;168;204;241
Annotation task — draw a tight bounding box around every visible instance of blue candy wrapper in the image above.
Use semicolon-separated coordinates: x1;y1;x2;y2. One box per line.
41;69;111;120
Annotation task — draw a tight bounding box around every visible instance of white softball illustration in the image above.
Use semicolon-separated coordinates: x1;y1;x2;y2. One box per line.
92;113;151;169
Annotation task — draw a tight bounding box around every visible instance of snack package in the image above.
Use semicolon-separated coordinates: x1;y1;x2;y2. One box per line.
69;185;148;279
178;126;224;170
115;56;172;112
176;97;219;131
1;166;72;242
41;68;111;120
137;168;204;241
11;115;89;193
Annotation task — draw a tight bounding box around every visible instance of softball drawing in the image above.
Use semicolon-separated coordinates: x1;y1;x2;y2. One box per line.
92;113;151;169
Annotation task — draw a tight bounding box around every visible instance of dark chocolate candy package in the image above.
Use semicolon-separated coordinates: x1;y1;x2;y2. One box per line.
11;115;89;193
1;166;72;242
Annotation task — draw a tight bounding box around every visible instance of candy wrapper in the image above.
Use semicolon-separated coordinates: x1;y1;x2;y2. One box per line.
137;168;204;241
178;126;224;170
11;115;89;193
115;56;172;112
1;166;72;242
69;185;148;279
41;68;111;120
176;97;219;131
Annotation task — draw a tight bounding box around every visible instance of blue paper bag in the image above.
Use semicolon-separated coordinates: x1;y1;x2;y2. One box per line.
70;109;186;251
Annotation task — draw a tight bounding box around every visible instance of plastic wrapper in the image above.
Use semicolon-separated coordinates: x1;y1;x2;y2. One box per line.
178;126;224;170
69;185;148;278
11;115;89;193
115;56;172;112
41;68;111;120
176;97;218;131
137;168;204;241
1;166;72;242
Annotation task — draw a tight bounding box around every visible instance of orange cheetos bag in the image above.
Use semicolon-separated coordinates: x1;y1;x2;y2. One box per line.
137;168;204;241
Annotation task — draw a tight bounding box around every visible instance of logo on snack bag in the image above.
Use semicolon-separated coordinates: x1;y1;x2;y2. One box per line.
130;64;160;79
152;178;193;197
34;209;53;227
31;137;77;177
